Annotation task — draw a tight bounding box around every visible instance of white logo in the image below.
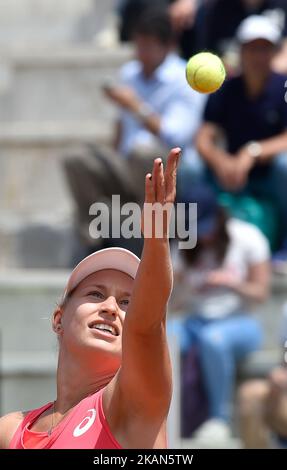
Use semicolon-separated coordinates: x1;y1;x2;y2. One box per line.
73;409;97;437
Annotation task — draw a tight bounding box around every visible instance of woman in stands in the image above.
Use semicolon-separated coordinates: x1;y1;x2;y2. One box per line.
169;184;270;443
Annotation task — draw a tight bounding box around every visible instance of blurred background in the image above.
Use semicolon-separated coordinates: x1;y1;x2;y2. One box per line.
1;0;287;449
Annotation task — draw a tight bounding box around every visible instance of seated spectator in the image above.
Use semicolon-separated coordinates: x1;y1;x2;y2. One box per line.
197;0;287;73
238;303;287;448
238;366;287;448
196;15;287;270
118;0;203;59
168;185;270;443
64;8;204;255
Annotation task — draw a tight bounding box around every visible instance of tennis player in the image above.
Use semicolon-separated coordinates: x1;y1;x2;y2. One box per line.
0;147;181;449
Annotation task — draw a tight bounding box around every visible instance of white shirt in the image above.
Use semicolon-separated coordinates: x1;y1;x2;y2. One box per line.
171;219;270;319
118;53;205;158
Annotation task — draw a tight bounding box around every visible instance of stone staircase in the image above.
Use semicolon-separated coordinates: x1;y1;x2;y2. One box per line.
0;0;116;48
0;0;131;269
0;44;132;269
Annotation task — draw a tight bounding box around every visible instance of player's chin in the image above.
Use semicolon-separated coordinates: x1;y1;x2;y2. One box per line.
88;327;120;343
90;338;122;361
87;332;121;352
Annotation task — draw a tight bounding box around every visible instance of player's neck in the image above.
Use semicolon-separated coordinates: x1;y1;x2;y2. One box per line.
55;352;116;413
244;72;269;98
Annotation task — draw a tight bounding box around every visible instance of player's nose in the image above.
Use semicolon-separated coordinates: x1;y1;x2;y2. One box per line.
99;296;119;319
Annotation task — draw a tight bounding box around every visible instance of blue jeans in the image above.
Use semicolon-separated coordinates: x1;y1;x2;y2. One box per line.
167;314;263;421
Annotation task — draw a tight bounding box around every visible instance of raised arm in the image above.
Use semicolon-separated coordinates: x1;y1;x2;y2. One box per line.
104;148;181;448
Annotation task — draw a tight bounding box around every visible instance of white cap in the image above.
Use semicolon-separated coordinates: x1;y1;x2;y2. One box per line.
63;247;140;299
236;15;282;45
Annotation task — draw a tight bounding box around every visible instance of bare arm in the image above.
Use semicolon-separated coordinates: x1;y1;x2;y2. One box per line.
196;122;243;190
240;131;287;164
228;131;287;190
196;122;231;168
104;86;161;136
197;124;287;191
232;261;270;303
207;261;270;304
105;148;181;447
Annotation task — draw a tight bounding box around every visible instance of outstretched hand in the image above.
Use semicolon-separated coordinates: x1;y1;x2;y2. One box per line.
141;147;181;239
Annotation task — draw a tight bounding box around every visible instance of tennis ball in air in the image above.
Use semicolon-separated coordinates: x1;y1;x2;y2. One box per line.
186;52;226;94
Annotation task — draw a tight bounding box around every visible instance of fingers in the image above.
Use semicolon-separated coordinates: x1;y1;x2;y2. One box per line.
156;159;165;203
149;157;163;202
144;148;181;204
144;173;154;204
144;157;163;204
164;147;181;202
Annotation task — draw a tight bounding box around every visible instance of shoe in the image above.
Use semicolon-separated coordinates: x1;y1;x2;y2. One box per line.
191;418;232;448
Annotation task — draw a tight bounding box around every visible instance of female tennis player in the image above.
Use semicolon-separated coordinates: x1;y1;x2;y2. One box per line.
0;147;181;449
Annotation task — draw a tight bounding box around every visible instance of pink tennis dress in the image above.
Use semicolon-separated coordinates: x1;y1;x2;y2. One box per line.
9;389;122;449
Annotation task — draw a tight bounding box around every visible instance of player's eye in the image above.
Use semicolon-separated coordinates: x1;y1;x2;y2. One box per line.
88;291;105;300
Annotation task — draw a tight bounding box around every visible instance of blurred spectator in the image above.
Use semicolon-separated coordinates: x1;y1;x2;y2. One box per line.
64;9;204;255
238;305;287;448
168;185;270;443
197;0;287;73
238;366;287;447
117;0;206;59
196;15;287;270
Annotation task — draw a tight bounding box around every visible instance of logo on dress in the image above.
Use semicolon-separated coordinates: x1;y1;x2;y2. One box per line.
73;409;97;437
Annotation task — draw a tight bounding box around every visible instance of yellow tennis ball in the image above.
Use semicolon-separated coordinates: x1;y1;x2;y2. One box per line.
186;52;226;94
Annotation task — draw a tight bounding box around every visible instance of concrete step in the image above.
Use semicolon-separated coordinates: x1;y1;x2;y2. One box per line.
0;215;76;268
0;125;102;269
0;122;112;225
1;351;57;414
0;45;132;122
0;0;116;48
0;269;68;353
0;43;133;269
0;270;66;413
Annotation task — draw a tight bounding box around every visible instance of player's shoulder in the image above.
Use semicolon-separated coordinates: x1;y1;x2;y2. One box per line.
0;411;25;449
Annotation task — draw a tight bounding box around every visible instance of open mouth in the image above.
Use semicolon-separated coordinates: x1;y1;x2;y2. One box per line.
88;321;119;337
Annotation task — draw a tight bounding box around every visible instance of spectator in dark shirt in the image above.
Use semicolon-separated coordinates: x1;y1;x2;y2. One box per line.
198;0;287;73
196;15;287;269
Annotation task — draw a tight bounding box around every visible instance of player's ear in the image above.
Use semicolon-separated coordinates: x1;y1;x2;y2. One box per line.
52;306;63;335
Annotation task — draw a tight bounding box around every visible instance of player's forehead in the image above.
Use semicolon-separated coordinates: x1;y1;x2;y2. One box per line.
75;269;134;296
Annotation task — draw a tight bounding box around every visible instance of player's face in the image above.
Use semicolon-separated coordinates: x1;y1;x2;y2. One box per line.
60;269;134;367
241;39;276;78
